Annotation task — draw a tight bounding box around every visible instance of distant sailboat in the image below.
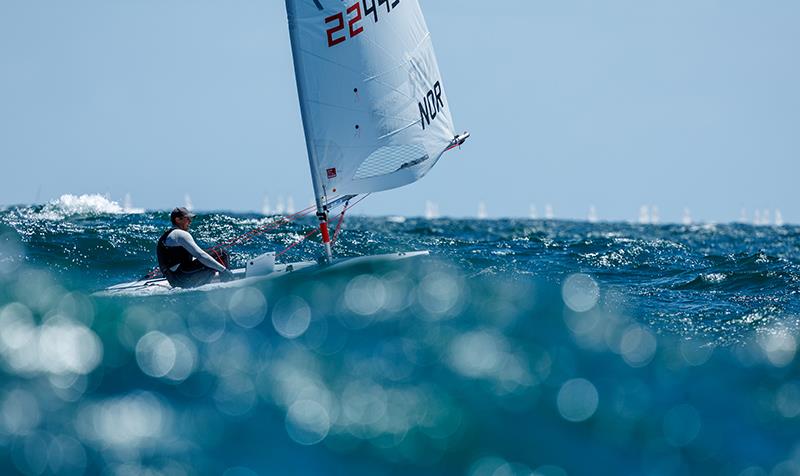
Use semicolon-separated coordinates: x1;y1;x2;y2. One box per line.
682;207;692;225
184;194;193;211
286;196;296;214
261;196;272;215
739;208;748;223
529;204;538;220
275;196;286;215
424;200;440;219
587;205;598;224
477;201;488;219
638;205;650;224
650;206;660;225
544;204;554;220
775;209;784;226
753;209;762;226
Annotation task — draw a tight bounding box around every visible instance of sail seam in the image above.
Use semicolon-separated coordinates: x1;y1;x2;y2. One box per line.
298;47;415;102
377;120;421;140
362;33;430;83
306;98;416;123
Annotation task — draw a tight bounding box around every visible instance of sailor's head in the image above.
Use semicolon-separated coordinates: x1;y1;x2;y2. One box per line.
170;207;196;230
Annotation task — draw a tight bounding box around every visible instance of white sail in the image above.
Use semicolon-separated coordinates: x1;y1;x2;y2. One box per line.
587;205;598;223
285;0;458;199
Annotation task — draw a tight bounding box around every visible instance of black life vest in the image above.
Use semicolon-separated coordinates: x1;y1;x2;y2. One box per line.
156;228;194;275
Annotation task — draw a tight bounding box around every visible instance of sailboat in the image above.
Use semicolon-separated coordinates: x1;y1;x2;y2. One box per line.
101;0;468;295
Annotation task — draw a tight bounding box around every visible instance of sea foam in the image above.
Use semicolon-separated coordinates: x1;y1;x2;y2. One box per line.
37;194;144;219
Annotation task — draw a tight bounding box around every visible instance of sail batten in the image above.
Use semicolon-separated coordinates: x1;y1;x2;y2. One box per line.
285;0;457;197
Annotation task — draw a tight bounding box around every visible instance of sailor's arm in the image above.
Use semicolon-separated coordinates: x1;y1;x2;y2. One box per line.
171;230;227;273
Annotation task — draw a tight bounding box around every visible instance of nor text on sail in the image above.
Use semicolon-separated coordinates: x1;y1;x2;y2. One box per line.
419;81;445;130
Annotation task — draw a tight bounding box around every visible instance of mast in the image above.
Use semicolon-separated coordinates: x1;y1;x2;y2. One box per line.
285;0;332;260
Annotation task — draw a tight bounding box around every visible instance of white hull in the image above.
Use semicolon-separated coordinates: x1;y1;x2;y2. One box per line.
96;251;429;297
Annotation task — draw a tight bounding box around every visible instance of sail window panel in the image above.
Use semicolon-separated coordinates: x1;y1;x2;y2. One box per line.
353;144;428;180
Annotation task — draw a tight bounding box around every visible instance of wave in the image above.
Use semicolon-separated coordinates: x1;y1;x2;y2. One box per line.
33;194;144;220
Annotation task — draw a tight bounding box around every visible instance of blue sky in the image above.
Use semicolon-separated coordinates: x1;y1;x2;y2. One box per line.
1;0;798;222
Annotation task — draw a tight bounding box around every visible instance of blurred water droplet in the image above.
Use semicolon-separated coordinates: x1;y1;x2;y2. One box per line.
164;335;197;382
214;374;257;417
758;328;796;367
22;432;49;475
39;318;103;375
562;274;599;312
136;331;177;378
285;400;330;445
0;303;35;353
467;456;507;476
557;378;599;422
84;392;169;450
272;296;311;339
679;339;714;366
448;330;506;379
344;274;386;316
417;271;462;318
1;388;41;435
228;287;267;329
620;324;657;368
187;307;226;343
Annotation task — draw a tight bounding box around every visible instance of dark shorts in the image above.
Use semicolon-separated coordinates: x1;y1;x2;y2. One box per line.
165;248;229;289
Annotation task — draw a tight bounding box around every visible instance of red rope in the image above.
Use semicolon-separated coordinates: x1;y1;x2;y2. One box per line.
331;202;349;245
275;229;319;258
210;204;317;251
330;193;369;247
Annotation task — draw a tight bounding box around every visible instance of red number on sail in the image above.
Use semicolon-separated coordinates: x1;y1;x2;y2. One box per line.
348;3;364;37
325;12;346;47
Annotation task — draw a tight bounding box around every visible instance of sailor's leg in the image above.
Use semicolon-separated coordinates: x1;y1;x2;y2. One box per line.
171;260;217;288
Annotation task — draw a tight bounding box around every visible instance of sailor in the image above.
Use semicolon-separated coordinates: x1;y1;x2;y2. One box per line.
156;207;235;288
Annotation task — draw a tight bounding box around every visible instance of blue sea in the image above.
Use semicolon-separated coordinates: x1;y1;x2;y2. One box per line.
1;195;799;476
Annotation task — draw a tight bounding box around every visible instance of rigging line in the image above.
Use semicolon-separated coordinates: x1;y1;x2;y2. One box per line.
331;200;350;245
213;210;311;250
210;203;318;251
275;229;319;258
331;193;370;247
275;193;360;259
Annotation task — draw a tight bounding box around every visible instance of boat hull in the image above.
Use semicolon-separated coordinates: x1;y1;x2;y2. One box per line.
95;251;430;297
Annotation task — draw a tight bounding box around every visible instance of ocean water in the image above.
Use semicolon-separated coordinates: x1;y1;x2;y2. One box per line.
1;195;799;476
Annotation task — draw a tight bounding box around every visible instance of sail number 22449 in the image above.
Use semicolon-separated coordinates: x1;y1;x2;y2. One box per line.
321;0;401;48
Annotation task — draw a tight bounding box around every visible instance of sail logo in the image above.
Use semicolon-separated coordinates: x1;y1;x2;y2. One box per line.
418;81;444;130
